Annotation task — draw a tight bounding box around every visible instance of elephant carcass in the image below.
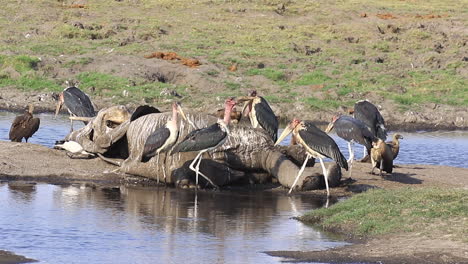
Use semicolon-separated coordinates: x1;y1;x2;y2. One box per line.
101;112;342;191
66;105;131;154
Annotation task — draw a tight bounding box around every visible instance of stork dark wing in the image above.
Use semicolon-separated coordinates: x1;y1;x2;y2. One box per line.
142;126;171;161
171;123;226;154
334;116;375;151
354;100;387;140
63;87;95;117
300;122;348;170
254;97;278;141
131;105;161;121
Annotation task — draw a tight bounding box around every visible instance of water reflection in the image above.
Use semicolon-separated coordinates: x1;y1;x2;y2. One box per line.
7;182;37;203
0;184;346;263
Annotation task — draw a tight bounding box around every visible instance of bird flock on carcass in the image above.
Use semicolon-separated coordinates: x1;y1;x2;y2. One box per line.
8;84;403;197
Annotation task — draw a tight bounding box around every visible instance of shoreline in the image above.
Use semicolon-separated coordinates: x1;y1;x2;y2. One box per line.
1;103;467;133
0;250;37;264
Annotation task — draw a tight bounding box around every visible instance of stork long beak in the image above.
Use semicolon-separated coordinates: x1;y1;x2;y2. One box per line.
274;125;293;146
69;116;93;122
324;122;334;133
237;96;254;117
177;104;198;130
176;104;188;121
236;96;255;103
54;100;63;119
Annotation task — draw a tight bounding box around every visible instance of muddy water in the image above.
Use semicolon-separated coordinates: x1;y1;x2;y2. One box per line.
0;182;346;263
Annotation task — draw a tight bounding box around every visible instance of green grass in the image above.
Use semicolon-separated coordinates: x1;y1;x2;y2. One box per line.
0;76;61;91
0;0;466;113
0;55;40;73
301;187;468;238
295;71;332;86
302;96;343;110
0;55;62;91
246;68;287;83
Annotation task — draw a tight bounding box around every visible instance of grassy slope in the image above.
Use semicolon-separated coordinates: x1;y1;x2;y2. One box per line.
300;187;468;241
0;0;466;110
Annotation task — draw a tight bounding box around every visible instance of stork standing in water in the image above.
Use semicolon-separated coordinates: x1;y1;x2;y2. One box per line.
325;115;375;177
9;104;40;143
275;118;348;196
350;100;387;160
55;86;95;131
237;90;278;142
141;102;189;183
171;98;237;188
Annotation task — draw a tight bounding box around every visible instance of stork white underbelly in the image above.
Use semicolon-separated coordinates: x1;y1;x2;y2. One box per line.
158;123;178;154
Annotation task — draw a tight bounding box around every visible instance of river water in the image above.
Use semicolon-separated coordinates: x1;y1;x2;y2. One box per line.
0;183;345;263
0;112;467;263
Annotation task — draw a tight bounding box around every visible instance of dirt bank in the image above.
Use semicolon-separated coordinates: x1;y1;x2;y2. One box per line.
0;250;36;264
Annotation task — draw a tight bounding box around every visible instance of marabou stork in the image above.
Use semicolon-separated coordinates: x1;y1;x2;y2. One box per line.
386;133;403;160
351;100;387;140
141;102;189;183
54;140;94;159
371;138;393;175
9;105;40;143
171;98;237;188
275;118;348;196
55;86;95;131
349;100;387;160
237;90;278;141
325;115;376;177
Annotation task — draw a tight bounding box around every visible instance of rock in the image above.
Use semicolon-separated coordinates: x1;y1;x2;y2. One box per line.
375;57;385;63
455;116;465;127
